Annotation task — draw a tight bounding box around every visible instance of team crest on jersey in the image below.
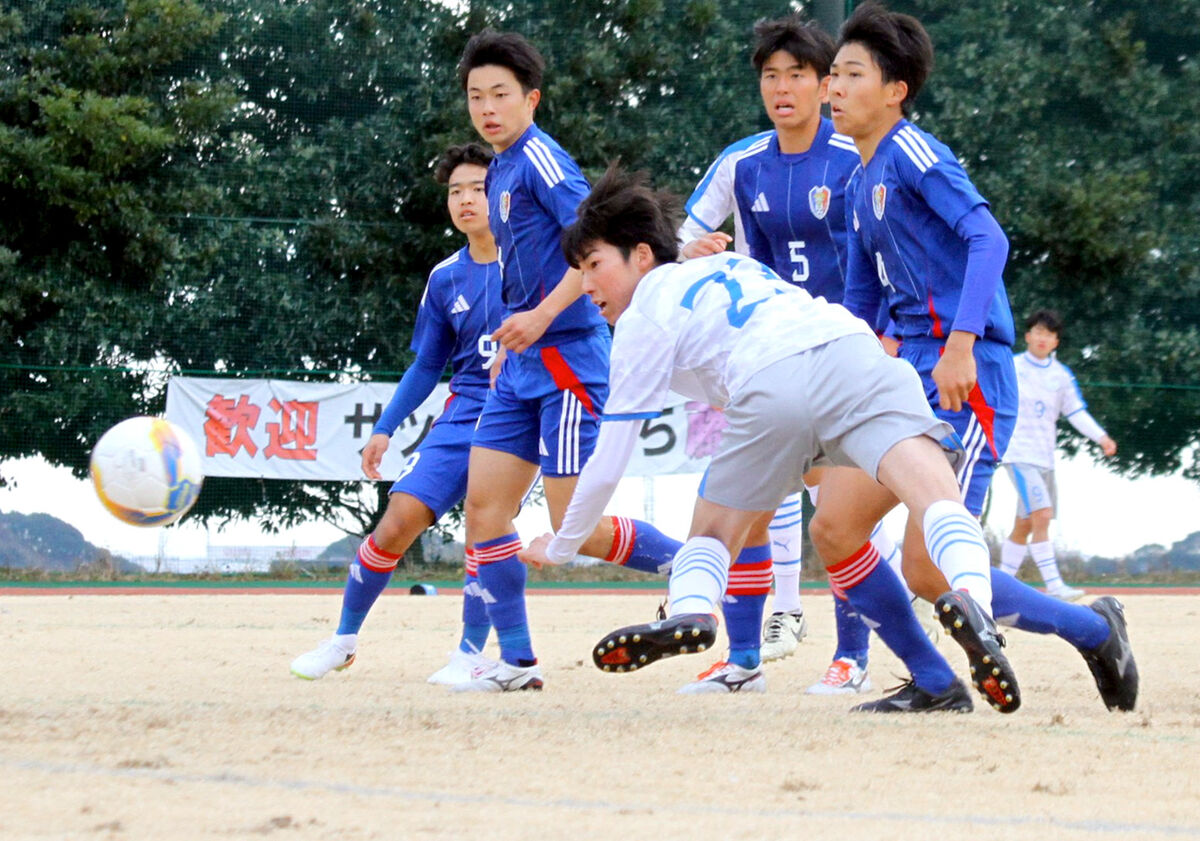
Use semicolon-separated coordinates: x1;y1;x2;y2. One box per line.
499;190;511;222
809;185;831;220
872;183;887;220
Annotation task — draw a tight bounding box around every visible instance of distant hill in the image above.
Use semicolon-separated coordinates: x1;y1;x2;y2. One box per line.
0;510;141;573
1085;530;1200;575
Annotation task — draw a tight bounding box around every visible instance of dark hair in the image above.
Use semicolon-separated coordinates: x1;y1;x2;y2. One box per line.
752;15;836;76
838;2;933;116
434;143;493;184
562;165;681;268
457;29;544;93
1025;308;1063;335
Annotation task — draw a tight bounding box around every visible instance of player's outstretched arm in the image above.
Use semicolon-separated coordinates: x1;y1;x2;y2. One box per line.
529;419;642;565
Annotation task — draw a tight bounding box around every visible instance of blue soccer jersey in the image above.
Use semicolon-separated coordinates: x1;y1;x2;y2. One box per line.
732;119;860;303
842;120;1015;345
411;246;504;402
485;123;606;346
680;119;860;304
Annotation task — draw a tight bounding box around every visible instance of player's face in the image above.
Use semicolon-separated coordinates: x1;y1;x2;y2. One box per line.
577;241;652;325
759;51;824;131
1024;324;1060;359
828;42;905;141
446;163;490;236
466;65;540;153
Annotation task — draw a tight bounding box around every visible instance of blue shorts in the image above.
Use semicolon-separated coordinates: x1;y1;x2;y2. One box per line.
472;328;610;476
390;392;484;519
900;337;1017;516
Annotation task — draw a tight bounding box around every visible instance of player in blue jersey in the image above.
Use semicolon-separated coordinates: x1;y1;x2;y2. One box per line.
291;143;506;685
453;30;682;692
677;17;896;695
828;1;1137;711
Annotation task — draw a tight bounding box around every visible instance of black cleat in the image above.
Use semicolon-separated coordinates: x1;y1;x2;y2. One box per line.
935;590;1021;714
592;613;718;673
1079;596;1138;711
851;677;974;713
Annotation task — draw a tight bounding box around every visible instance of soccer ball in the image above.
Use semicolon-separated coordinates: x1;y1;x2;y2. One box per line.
89;416;204;527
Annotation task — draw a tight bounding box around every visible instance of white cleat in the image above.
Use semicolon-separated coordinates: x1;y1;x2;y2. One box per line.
290;634;357;680
449;660;544;692
805;657;872;695
678;661;766;694
427;649;498;686
1050;585;1087;602
760;611;808;662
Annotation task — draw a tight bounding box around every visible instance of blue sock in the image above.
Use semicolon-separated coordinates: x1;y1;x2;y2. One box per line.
459;572;491;655
607;516;681;575
832;543;956;694
832;593;871;668
990;567;1109;649
336;536;398;636
473;534;535;665
721;543;771;669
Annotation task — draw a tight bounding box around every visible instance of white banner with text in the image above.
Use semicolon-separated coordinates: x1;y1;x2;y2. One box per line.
165;377;727;481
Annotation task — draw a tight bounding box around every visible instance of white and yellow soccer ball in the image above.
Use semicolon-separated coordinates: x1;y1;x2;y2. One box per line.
89;417;204;527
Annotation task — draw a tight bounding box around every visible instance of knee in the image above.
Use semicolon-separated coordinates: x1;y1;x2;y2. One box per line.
808;511;854;566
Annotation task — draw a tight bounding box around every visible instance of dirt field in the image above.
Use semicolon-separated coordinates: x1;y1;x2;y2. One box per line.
2;591;1197;840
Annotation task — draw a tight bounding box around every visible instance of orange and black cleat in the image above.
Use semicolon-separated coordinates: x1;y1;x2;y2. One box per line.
592;613;718;674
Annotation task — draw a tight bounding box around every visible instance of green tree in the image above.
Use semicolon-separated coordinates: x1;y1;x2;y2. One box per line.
894;0;1200;478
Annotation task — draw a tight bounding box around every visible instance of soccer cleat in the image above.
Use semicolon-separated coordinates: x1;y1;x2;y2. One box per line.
592;613;718;673
1078;596;1138;711
678;661;766;694
805;657;872;695
290;635;357;680
935;591;1021;714
427;649;498;686
759;611;808;662
449;660;544;692
851;677;973;713
1049;585;1086;602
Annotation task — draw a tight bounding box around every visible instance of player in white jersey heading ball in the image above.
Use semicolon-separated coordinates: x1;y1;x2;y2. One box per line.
521;166;1021;713
1000;309;1116;600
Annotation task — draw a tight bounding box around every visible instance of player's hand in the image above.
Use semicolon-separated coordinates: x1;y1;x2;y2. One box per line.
680;232;732;260
518;533;560;568
489;345;506;388
360;433;391;480
879;334;901;357
494;309;552;354
932;332;977;412
1100;436;1117;457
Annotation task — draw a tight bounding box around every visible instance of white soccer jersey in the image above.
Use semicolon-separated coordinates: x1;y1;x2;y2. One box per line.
602;253;873;421
544;252;873;564
1004;351;1107;469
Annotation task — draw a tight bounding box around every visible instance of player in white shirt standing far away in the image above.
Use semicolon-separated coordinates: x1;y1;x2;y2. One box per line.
999;309;1117;600
522;165;1022;713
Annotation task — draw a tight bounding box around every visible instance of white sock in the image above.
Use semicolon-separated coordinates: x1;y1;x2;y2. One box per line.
923;499;993;617
768;494;804;613
1000;539;1026;577
870;520;913;600
668;537;731;617
1030;541;1064;591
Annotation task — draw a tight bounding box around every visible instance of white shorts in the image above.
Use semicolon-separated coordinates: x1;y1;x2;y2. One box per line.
1004;462;1057;517
699;333;956;512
